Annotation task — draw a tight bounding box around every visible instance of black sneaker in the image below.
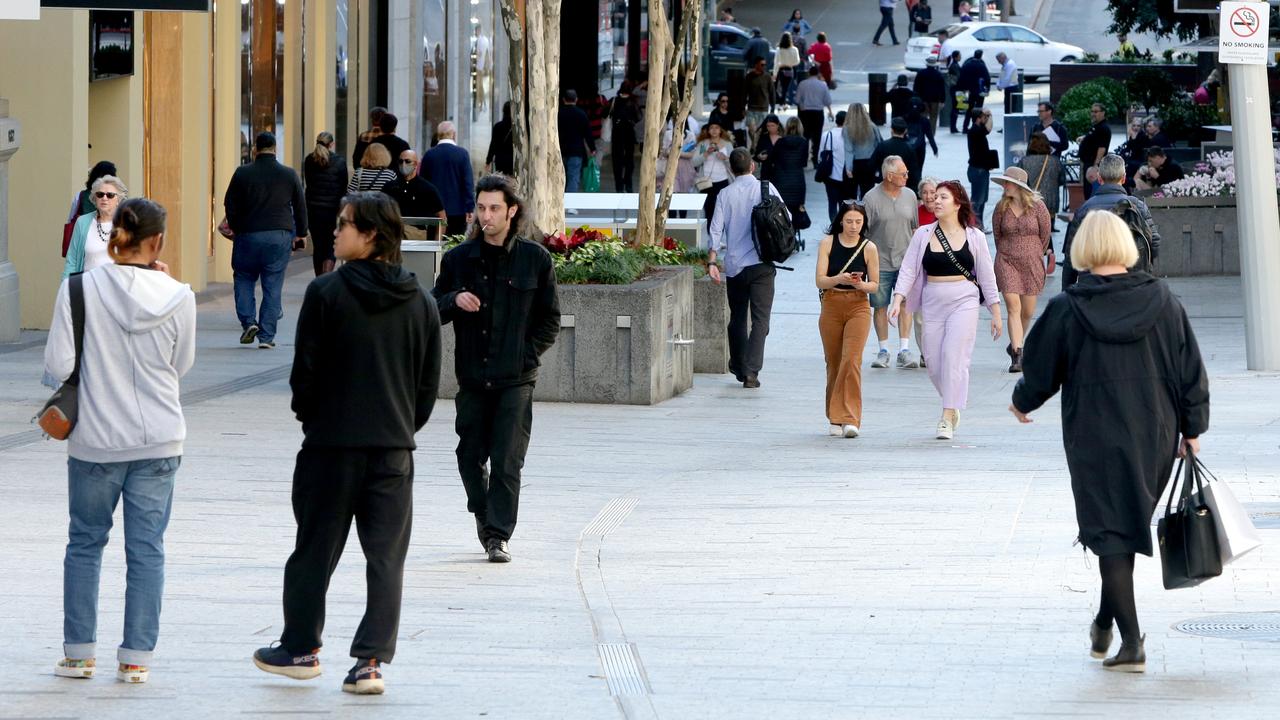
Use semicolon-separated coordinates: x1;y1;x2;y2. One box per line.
253;644;321;680
342;658;384;695
240;324;260;344
486;538;512;563
743;375;761;389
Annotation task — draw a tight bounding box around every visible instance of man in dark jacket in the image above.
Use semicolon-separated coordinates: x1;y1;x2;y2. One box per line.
957;50;990;133
254;191;441;696
223;131;308;349
370;112;410;162
887;74;917;119
383;149;447;239
558;89;592;193
421;121;476;236
744;27;770;67
871;118;923;192
913;56;948;134
432;174;560;564
1036;102;1070;156
1076;103;1112;199
744;57;776;138
1061;154;1159;287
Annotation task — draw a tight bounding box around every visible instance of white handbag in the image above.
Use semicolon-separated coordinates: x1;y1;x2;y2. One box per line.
1192;459;1263;566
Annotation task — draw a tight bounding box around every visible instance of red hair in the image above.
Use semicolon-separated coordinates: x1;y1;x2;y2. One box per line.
935;180;977;228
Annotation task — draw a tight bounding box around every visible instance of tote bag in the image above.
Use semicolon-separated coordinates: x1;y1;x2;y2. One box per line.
1158;450;1223;590
1190;457;1263;566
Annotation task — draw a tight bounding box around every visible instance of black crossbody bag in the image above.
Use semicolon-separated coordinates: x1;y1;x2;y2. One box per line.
35;273;86;440
933;225;983;305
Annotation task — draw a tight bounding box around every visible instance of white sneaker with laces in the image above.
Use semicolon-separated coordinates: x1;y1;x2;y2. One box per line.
842;425;860;438
870;349;891;368
936;419;954;440
829;425;842;437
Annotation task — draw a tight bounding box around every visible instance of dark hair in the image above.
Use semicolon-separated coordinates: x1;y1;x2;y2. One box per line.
108;198;167;262
1038;101;1055;114
85;161;117;192
809;65;821;76
472;174;526;242
834;110;847;126
779;32;793;49
378;112;399;134
729;147;753;176
826;201;868;237
255;131;276;152
935;180;977;228
973;49;984;58
369;106;387;124
563;89;578;103
816;32;827;43
340;191;404;264
1146;146;1167;159
501;100;513;123
1027;132;1052;155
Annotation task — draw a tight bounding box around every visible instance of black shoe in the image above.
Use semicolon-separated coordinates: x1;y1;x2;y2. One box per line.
253;644;321;680
743;375;761;389
1009;348;1023;373
342;658;385;694
1089;620;1114;659
486;538;512;563
1102;635;1146;673
240;324;260;345
259;340;276;349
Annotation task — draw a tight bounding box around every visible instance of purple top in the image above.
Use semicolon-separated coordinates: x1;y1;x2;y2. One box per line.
893;223;1001;313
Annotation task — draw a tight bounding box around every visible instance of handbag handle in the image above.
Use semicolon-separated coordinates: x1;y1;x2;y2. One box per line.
1165;446;1208;517
67;273;86;388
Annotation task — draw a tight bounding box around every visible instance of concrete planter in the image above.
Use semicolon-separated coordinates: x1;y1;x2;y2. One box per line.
1145;195;1240;277
437;266;695;405
692;275;729;374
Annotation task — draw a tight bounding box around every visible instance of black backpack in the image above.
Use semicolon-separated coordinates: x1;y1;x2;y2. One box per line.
751;180;797;264
1108;196;1155;272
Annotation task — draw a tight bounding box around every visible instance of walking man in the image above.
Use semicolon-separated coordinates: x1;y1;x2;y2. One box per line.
708;148;789;389
223;131;307;349
958;49;990;133
873;0;901;46
370;112;410;162
864;156;921;369
1061;154;1159;287
795;66;834;164
995;52;1019;114
558;89;592;193
253;191;442;696
914;56;948;134
745;58;775;139
432;174;561;563
421;121;476;236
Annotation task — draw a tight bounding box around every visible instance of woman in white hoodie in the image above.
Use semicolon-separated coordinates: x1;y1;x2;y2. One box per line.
44;198;196;685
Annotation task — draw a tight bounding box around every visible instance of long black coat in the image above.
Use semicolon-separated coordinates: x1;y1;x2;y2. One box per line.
1012;273;1210;557
764;135;809;209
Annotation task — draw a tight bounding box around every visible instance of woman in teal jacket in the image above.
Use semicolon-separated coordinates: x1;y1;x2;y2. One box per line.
63;176;126;278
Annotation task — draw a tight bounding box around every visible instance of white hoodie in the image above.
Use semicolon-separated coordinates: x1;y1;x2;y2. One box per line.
44;264;197;463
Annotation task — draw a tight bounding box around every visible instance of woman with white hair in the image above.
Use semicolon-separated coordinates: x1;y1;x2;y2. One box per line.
63;175;127;278
991;166;1052;372
1010;210;1210;674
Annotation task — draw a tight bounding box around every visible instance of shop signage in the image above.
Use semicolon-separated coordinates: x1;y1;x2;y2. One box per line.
1218;1;1271;64
41;1;209;10
2;0;40;20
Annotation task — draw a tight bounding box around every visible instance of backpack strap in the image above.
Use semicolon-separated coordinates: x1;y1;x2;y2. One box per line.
67;273;86;388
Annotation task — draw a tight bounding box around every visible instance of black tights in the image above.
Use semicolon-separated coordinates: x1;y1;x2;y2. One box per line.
1095;553;1140;642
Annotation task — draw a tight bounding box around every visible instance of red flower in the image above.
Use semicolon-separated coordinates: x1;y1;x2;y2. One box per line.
662;237;678;251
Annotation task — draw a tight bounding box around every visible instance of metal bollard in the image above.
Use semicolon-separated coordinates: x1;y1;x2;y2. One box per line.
869;73;889;126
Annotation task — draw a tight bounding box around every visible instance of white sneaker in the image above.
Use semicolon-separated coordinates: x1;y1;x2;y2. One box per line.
935;419;954;440
829;424;843;437
842;424;860;438
952;410;961;429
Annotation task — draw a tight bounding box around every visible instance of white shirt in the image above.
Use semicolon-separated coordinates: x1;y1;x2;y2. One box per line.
85;218;113;273
997;59;1018;90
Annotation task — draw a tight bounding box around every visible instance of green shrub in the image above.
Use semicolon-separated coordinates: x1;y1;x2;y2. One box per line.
1126;67;1178;112
1161;96;1220;144
1059;78;1129;137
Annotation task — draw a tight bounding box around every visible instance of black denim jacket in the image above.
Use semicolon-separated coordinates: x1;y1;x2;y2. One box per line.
432;235;560;389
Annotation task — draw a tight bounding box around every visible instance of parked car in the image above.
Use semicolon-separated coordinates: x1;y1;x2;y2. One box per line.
707;22;774;94
905;22;1083;81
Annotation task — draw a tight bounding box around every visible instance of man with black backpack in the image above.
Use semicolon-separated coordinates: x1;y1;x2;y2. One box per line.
1061;154;1160;287
708;148;792;388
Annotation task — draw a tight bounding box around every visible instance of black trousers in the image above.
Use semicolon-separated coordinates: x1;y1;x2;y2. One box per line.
455;383;535;543
799;109;824;164
281;447;414;662
962;93;985;132
726;263;777;379
703;179;730;230
612;140;636;193
873;7;899;43
306;206;338;276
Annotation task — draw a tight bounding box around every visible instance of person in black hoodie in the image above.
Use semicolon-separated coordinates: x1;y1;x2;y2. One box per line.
253;191;442;696
432;174;560;563
1010;210;1209;675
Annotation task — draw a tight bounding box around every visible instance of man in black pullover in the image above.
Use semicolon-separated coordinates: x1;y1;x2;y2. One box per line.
432;174;560;563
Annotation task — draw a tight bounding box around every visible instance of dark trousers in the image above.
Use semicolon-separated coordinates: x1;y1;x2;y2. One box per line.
726;263;777;379
231;230;292;343
281;447;414;662
455;383;535;543
962;93;985;132
703;179;730;230
799;109;824;164
446;214;470;236
612;140;635;192
824;178;847;222
307;206;338;276
873;7;899;44
851;159;876;200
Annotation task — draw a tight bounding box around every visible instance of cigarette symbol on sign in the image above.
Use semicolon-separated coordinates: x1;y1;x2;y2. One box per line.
1231;8;1260;38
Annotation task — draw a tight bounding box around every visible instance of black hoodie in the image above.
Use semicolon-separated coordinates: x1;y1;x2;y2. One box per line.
290;259;442;448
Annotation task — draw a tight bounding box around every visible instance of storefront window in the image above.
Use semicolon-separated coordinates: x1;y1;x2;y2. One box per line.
335;0;349;156
240;0;288;163
467;0;494;167
421;0;448;151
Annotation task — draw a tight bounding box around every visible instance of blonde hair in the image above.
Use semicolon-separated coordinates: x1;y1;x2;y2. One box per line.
994;183;1041;216
845;103;875;146
360;143;392;169
1070;211;1140;271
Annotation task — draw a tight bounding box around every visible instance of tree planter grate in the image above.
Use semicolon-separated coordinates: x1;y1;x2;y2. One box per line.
1173;613;1280;642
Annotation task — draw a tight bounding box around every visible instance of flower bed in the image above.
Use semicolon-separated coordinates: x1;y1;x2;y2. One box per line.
544;227;708;284
1153;150;1280;199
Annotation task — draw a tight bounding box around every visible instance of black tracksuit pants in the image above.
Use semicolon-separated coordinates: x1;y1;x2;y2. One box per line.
726;263;777;379
280;447;413;662
455;383;535;543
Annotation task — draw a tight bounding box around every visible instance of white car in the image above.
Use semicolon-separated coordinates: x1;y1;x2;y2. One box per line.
905;22;1084;81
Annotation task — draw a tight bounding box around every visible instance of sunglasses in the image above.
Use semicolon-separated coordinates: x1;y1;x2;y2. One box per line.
337;216;355;230
95;192;118;199
840;200;866;210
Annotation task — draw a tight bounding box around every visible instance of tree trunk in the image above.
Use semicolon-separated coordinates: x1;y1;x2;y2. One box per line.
522;0;564;239
499;1;526;186
654;1;702;238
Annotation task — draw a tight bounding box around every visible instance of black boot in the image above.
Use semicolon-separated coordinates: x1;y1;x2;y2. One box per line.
1009;348;1023;373
1089;620;1113;659
1103;635;1146;673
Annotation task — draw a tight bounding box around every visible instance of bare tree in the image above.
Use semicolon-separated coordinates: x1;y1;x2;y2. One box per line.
500;0;563;239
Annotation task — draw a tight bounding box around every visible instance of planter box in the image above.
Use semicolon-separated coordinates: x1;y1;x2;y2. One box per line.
436;266;695;405
692;275;729;374
1145;195;1240;277
1049;63;1200;104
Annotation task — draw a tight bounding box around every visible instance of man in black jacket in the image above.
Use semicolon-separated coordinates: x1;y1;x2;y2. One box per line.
887;74;917;119
558;90;592;193
913;56;948;134
1036;102;1070;156
383;149;447;239
223;131;308;349
254;191;441;696
432;174;560;563
370;112;410;162
1061;154;1159;287
871;118;923;192
957;50;990;133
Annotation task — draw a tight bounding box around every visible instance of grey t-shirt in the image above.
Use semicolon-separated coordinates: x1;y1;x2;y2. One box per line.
863;183;919;271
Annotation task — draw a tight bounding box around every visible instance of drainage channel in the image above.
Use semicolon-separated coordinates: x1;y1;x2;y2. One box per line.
1173;612;1280;642
0;364;292;455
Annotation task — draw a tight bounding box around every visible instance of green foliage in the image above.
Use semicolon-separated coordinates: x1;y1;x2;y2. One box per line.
1058;78;1129;137
1161;96;1220;143
1126;67;1178;111
1105;0;1213;41
547;236;706;284
441;234;467;251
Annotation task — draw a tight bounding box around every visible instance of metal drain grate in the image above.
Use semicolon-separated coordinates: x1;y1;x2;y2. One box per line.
1173;612;1280;642
582;497;638;537
1245;503;1280;530
597;642;651;696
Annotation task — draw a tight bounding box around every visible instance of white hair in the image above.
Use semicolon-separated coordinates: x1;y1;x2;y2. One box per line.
91;175;128;197
881;155;906;177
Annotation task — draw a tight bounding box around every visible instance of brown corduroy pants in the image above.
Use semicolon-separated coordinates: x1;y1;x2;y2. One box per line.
818;290;873;426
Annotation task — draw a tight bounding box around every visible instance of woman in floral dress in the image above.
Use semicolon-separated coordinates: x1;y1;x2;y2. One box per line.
991;166;1052;373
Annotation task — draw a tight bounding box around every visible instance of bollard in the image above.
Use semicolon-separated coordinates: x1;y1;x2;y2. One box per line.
869;72;888;126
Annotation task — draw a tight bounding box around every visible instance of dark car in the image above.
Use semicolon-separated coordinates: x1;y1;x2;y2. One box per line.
708;22;774;94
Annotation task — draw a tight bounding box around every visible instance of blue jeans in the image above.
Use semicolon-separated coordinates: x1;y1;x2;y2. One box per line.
967;166;991;226
564;155;584;192
64;456;179;666
232;229;293;342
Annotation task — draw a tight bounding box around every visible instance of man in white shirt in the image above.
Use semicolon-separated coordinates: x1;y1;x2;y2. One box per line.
995;52;1019;114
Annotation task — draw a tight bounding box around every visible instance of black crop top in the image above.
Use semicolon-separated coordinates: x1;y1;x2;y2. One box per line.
826;239;870;289
923;241;975;277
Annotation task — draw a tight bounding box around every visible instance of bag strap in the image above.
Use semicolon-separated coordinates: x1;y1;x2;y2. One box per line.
831;239;869;277
1031;157;1049;191
67;273;86;388
933;225;979;288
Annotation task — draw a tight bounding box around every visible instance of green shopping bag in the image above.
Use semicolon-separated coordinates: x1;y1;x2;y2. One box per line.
582;157;601;193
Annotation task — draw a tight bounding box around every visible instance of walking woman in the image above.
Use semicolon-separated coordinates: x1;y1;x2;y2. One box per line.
1017;132;1066;232
774;32;802;111
889;180;1002;440
691;119;734;230
347;143;399;193
808;32;834;85
66;161;117;236
991;166;1053;373
303;132;348;276
817;201;879;438
609;84;641;191
1010;210;1210;673
48;198;196;684
819;111;849;221
966;108;999;228
63;175;126;278
657;114;699;195
769;117;811;221
844;104;882;201
753;114;784;175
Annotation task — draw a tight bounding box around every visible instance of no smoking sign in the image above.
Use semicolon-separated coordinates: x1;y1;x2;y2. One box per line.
1219;1;1271;65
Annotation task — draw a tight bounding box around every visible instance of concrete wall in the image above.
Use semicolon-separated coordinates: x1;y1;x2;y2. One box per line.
1147;198;1241;277
692;275;729;374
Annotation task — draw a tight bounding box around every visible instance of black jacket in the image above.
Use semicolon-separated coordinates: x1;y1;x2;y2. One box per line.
913;67;947;104
1078;121;1112;170
887;86;917;118
432;235;561;389
486;119;515;174
1060;183;1160;286
871;135;922;190
957;57;990;94
765;135;809;208
1012;272;1209;556
383;174;445;219
967;126;999;170
610;96;642;146
224;154;308;236
372;134;411;164
303;154;349;210
558;105;592;159
1038;119;1070;156
290;260;442;449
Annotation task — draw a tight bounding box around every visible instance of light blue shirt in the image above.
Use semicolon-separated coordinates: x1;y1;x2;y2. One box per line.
709;174;788;278
795;77;832;111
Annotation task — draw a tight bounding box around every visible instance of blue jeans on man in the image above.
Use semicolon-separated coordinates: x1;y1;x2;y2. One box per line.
232;230;293;342
564;155;584;192
63;456;179;666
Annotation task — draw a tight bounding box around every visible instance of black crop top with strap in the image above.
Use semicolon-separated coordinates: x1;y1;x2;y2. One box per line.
923;241;975;277
826;238;869;289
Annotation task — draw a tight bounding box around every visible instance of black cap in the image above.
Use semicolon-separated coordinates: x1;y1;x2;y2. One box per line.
890;117;909;131
255;131;276;151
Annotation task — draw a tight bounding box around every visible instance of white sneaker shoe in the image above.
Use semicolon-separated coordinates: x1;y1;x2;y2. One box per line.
829;424;843;437
935;419;954;440
842;424;860;438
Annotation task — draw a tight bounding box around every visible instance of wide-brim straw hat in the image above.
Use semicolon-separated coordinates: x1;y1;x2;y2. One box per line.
992;166;1035;194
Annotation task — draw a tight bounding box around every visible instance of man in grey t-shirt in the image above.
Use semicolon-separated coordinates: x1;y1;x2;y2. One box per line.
863;155;921;368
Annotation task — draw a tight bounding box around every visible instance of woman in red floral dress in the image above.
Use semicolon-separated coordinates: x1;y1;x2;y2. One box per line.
991;166;1053;373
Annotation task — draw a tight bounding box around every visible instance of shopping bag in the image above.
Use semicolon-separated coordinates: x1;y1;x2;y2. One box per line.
582;157;601;193
1158;450;1223;590
1191;458;1263;566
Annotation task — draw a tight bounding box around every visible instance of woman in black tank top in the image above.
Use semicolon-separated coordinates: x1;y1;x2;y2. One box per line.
815;201;881;439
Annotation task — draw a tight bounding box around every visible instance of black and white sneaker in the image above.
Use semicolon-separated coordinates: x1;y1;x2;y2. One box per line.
253;644;321;680
258;340;276;349
240;324;260;344
342;658;385;695
486;538;512;563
